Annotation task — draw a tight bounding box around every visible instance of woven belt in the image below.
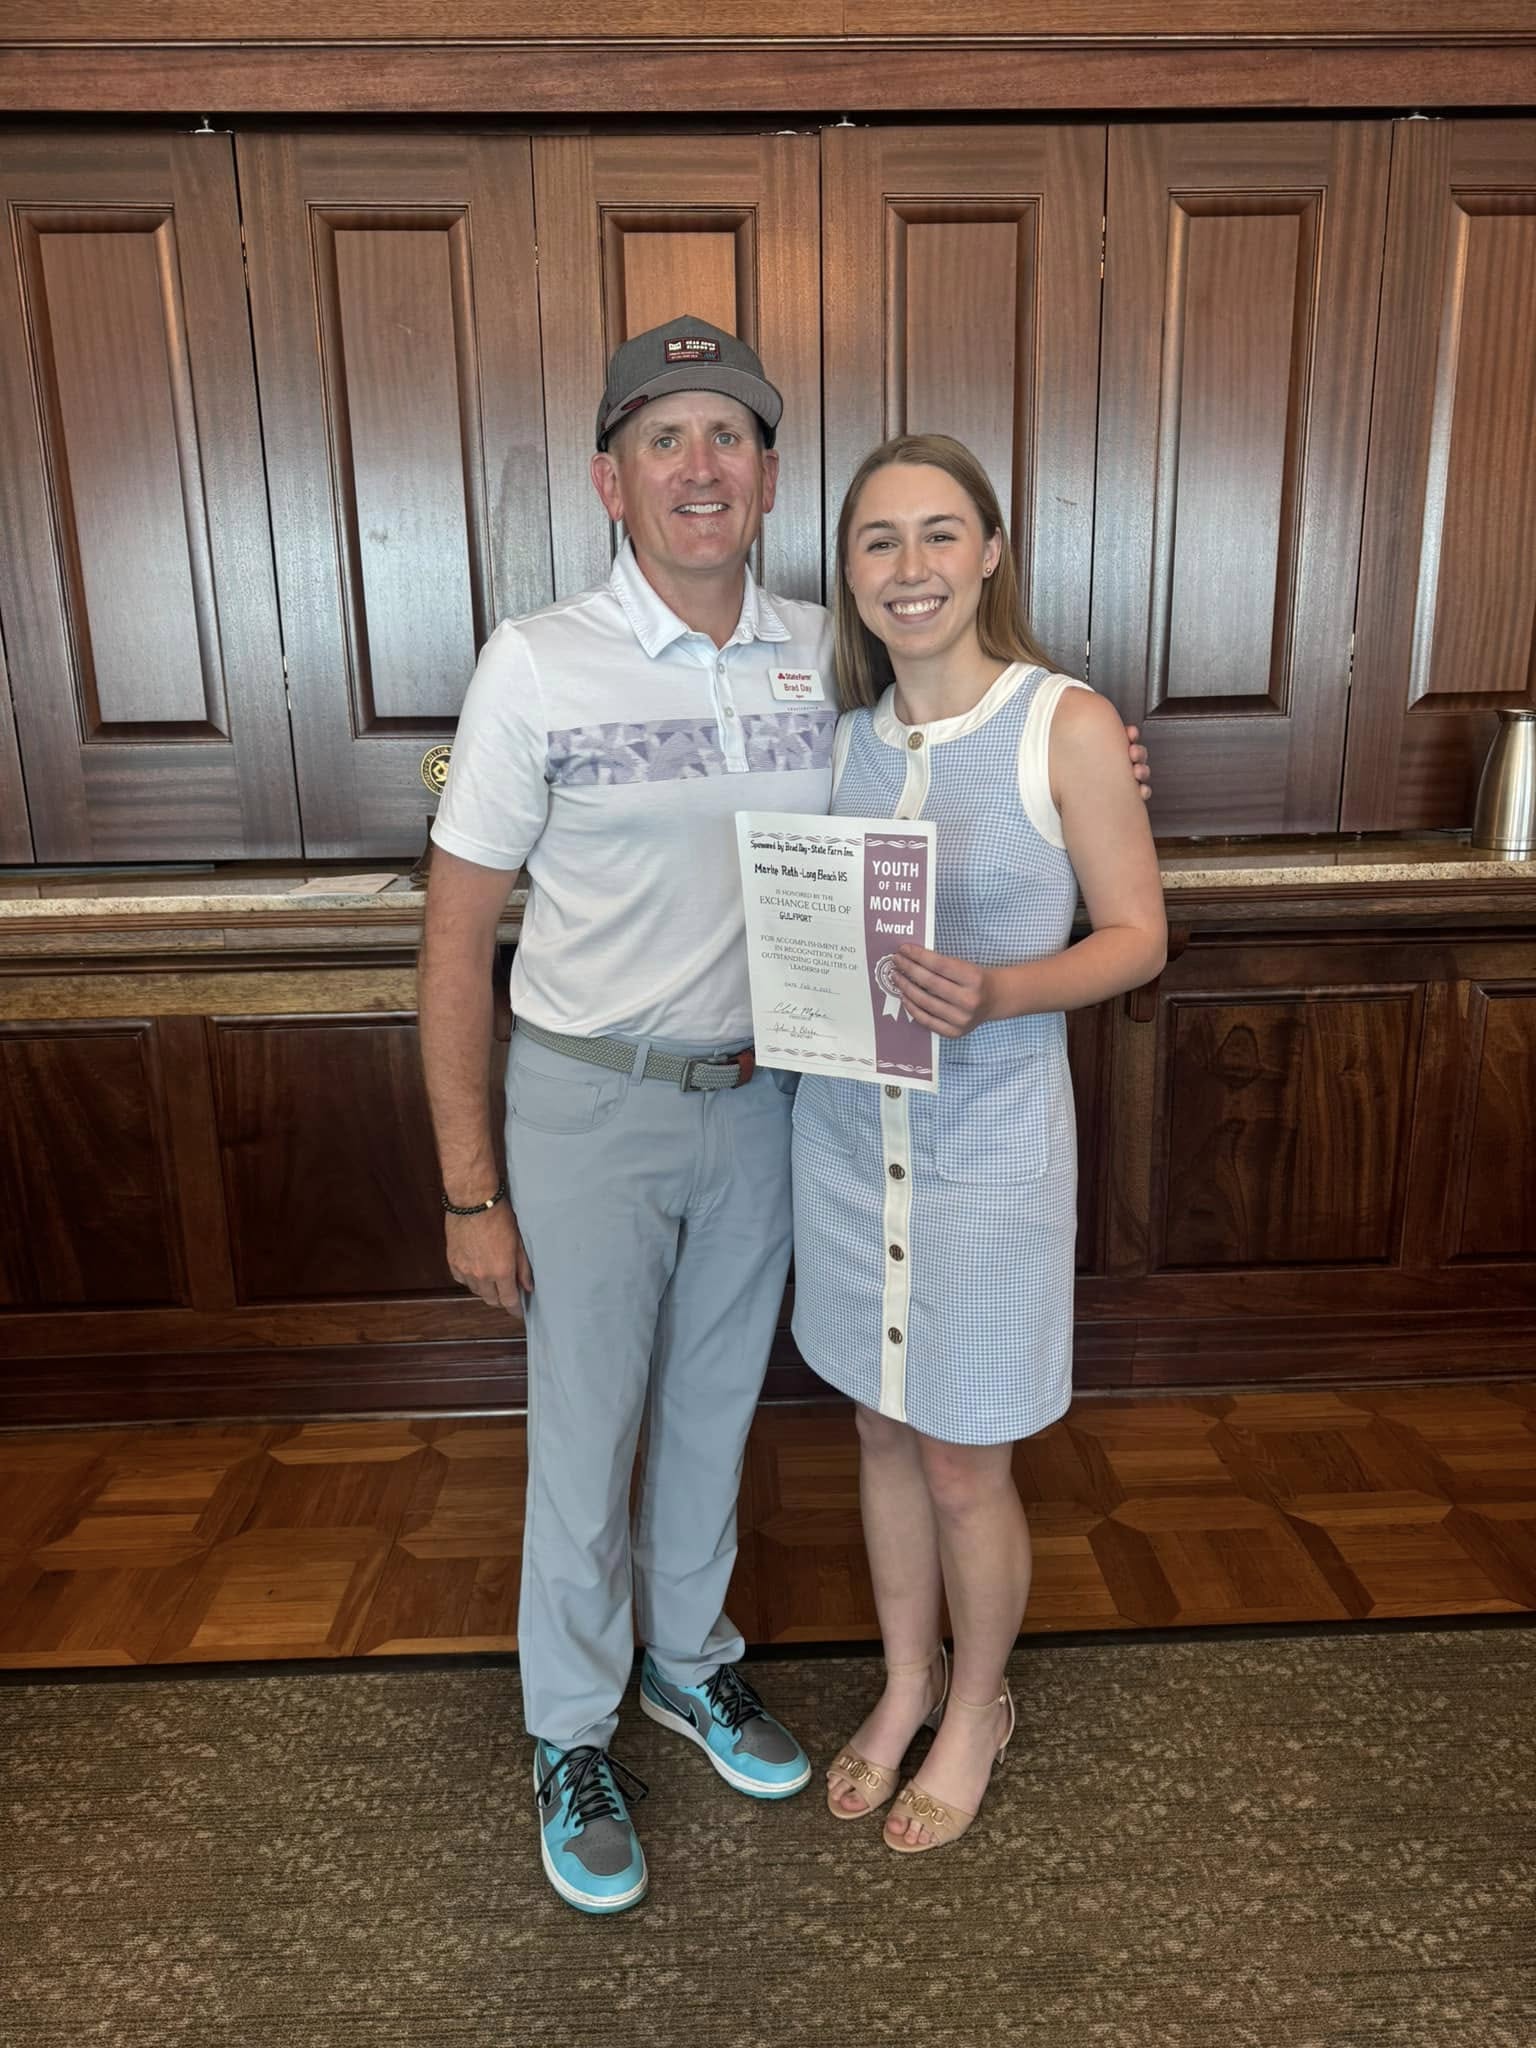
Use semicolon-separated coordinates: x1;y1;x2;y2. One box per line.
516;1018;756;1091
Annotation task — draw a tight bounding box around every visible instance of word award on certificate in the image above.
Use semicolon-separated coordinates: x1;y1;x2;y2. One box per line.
734;811;939;1090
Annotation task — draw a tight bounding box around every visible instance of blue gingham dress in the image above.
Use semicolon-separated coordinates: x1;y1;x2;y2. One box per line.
790;664;1083;1445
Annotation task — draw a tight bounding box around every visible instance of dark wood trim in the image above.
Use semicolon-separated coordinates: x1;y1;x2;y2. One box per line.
0;625;31;866
3;41;1535;115
17;4;1536;38
4;1305;1531;1426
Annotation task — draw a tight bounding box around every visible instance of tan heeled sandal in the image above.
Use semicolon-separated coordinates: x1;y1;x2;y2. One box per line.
884;1680;1015;1854
825;1645;949;1821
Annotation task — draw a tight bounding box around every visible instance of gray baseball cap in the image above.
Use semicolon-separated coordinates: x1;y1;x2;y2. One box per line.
595;314;783;451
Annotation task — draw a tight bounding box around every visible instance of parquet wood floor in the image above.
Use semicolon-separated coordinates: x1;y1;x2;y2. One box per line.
2;1386;1534;1669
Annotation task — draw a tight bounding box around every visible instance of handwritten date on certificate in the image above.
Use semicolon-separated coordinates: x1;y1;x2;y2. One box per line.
734;811;939;1090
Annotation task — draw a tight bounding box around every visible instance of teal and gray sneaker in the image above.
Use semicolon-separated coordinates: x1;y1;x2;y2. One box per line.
533;1742;648;1915
638;1655;811;1799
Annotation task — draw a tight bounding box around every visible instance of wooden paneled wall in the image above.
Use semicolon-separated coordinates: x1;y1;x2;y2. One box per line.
3;119;1533;860
3;897;1533;1425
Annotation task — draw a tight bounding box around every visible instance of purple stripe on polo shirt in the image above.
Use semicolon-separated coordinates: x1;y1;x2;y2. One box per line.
548;707;835;786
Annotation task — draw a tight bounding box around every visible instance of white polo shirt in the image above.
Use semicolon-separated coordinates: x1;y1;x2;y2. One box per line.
431;542;835;1044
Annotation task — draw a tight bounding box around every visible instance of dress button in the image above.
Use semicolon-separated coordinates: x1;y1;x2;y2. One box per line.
888;1163;905;1181
888;1328;903;1344
889;1244;904;1261
884;1084;902;1098
907;732;924;750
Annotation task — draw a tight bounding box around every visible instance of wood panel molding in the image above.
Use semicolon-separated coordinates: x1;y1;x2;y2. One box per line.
0;629;32;865
2;42;1533;114
0;134;299;861
532;132;822;604
0;1018;185;1312
238;132;550;859
2;1306;1533;1427
822;125;1102;671
1343;120;1536;830
16;4;1536;37
1091;121;1390;834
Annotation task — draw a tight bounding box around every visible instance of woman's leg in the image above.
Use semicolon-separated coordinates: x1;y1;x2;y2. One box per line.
827;1402;947;1814
884;1434;1028;1846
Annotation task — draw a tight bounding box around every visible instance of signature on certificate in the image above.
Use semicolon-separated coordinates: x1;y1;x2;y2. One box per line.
771;1021;833;1046
772;1001;830;1022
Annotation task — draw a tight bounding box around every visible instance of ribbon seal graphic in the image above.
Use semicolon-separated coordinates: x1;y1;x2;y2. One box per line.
873;952;906;1022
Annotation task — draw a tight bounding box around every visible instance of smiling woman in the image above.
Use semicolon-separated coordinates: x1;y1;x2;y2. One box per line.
798;431;1166;1858
832;436;1053;711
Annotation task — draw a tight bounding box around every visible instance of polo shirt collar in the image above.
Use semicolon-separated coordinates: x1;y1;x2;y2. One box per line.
608;540;792;657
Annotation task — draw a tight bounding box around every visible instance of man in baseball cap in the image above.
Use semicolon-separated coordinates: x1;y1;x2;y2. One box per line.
595;314;783;450
421;315;827;1915
419;314;1150;1915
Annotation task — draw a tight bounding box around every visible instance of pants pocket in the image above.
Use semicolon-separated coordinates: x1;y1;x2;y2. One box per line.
506;1048;625;1135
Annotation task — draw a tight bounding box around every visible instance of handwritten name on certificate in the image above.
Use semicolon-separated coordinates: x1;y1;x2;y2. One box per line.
734;812;939;1090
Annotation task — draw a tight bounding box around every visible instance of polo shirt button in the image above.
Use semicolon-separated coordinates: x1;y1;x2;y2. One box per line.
724;706;736;718
888;1327;903;1344
888;1163;905;1180
884;1084;901;1098
907;732;924;750
889;1244;904;1261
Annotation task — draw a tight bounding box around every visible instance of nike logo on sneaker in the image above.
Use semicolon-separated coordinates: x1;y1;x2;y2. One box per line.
652;1675;710;1737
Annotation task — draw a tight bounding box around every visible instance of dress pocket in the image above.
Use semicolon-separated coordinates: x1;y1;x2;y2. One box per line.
932;1051;1073;1186
791;1074;858;1164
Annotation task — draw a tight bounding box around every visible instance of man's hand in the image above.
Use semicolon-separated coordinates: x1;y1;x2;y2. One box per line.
889;945;995;1039
1126;723;1151;803
447;1204;533;1314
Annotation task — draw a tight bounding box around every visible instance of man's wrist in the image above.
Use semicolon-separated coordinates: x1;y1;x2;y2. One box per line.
441;1174;508;1216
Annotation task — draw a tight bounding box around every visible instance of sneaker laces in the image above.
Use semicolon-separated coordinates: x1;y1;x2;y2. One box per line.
537;1745;649;1830
702;1664;768;1734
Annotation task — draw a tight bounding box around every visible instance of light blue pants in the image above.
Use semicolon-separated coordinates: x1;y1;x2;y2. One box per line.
504;1023;795;1751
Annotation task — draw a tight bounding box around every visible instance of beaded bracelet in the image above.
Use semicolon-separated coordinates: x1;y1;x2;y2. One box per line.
441;1176;508;1216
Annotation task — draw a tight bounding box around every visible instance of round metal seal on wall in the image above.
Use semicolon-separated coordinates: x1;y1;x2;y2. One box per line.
419;744;452;794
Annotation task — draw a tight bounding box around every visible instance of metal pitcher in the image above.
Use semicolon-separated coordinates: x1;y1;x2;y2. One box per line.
1471;709;1536;856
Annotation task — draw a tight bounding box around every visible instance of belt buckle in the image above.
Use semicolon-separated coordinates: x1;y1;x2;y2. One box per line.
681;1048;755;1091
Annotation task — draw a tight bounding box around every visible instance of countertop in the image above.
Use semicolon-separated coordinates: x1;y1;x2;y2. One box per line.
0;833;1531;925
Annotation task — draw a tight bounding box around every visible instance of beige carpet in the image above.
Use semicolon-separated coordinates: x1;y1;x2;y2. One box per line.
1;1628;1532;2048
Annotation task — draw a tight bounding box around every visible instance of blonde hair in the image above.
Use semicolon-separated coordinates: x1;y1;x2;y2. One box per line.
832;434;1052;710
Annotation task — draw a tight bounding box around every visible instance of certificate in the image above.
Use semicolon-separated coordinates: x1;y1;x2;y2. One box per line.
734;811;939;1090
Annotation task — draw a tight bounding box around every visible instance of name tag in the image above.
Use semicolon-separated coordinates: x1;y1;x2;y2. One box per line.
769;666;826;703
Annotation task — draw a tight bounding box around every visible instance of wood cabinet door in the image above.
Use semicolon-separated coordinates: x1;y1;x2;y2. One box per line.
239;133;552;859
210;1013;458;1305
1091;123;1391;834
1091;929;1536;1384
822;125;1104;675
0;1019;190;1312
533;133;822;604
1342;120;1536;830
0;132;298;862
0;628;31;864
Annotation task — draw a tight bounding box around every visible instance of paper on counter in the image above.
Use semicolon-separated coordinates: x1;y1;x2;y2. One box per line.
286;873;407;897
